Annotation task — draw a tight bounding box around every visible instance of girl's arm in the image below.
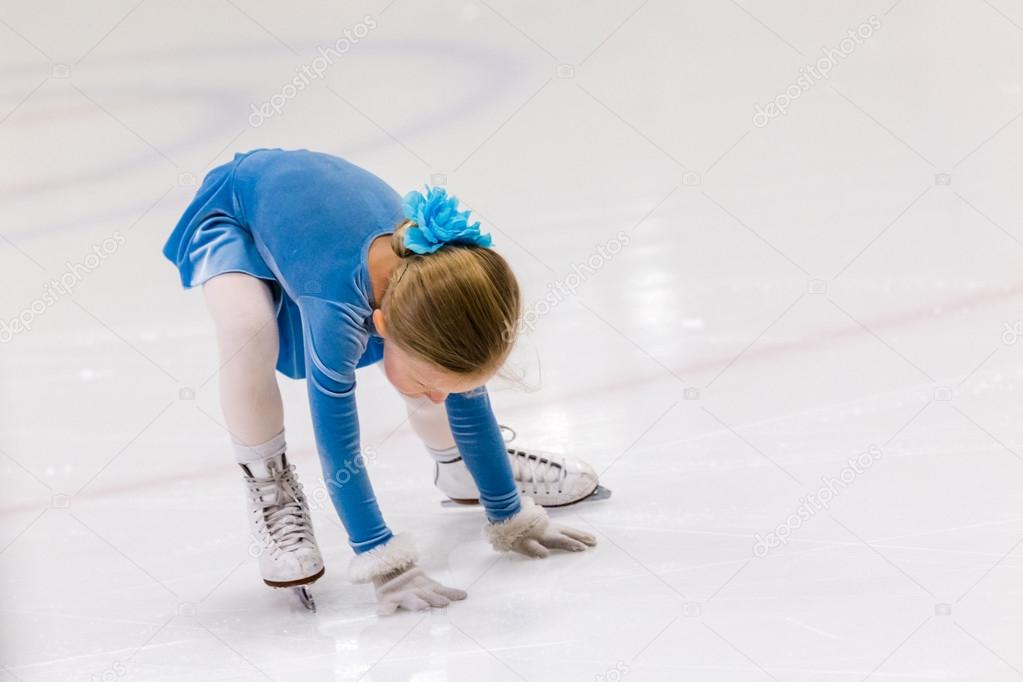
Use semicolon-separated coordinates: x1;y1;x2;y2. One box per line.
444;387;521;521
306;363;392;553
303;297;466;614
446;386;598;558
301;296;392;553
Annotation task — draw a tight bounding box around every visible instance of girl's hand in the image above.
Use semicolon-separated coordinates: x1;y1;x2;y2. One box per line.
373;565;467;615
485;497;597;558
349;533;466;615
508;521;597;559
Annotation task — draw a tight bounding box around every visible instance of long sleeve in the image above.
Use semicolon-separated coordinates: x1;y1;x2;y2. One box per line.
445;387;521;523
302;297;392;553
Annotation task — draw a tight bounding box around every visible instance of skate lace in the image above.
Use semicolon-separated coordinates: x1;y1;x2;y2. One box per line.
246;461;315;554
508;448;568;495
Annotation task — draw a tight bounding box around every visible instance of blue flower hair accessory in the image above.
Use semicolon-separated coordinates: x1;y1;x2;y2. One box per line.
401;186;492;254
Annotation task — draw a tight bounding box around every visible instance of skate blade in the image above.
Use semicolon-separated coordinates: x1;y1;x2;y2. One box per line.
440;485;612;509
294;585;316;612
582;484;612;503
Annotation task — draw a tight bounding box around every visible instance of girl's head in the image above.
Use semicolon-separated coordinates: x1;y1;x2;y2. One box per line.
372;210;521;403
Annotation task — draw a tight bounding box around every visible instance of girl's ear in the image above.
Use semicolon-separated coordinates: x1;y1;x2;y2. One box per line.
372;308;388;338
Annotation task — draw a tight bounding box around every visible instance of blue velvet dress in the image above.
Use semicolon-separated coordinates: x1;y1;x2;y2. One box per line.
163;148;520;553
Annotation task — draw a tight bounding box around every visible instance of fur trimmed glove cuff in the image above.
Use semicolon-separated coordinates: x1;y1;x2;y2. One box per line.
348;533;419;584
484;497;549;551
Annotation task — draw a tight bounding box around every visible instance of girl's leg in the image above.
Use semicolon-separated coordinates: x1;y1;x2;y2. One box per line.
203;273;323;587
401;392;486;503
202;272;283;446
401;394;457;452
374;365;480;501
378;365;600;506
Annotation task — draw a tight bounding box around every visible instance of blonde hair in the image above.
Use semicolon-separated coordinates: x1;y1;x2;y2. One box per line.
381;220;521;377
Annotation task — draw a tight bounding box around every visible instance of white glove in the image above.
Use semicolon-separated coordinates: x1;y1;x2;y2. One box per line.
349;534;466;615
373;565;467;615
484;497;597;558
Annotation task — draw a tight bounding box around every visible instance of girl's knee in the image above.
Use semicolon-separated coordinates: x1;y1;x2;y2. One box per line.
204;274;278;356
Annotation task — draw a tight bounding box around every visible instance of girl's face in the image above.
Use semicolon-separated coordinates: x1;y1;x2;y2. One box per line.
380;338;487;403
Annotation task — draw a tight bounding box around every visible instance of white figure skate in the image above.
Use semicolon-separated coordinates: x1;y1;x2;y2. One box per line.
241;454;324;611
436;426;611;508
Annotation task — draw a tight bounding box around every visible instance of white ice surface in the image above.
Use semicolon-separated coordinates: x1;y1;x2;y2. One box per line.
2;0;1023;680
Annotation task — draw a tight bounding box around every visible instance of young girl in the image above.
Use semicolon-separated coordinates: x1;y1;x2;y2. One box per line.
163;148;600;614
